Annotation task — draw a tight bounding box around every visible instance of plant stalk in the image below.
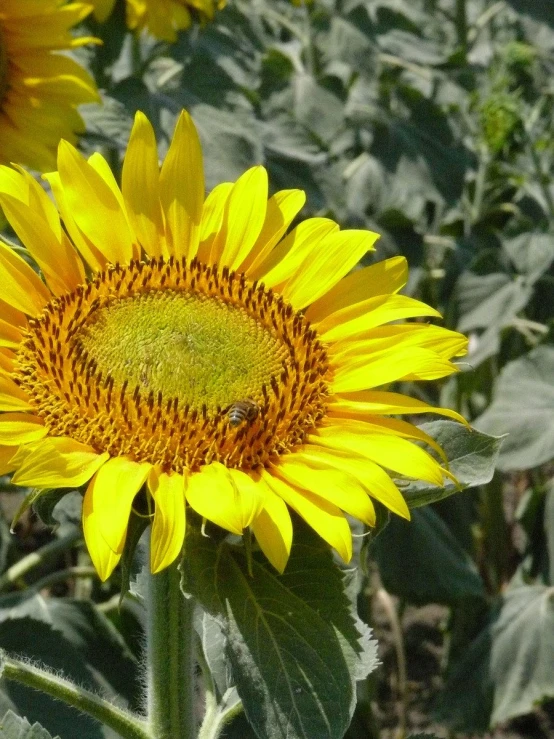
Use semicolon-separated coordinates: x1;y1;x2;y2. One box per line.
146;562;196;739
1;654;149;739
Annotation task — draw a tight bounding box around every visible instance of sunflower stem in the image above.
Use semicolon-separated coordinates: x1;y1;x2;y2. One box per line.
1;653;149;739
146;561;196;739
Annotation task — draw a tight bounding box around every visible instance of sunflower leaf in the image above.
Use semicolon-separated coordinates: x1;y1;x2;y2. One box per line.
182;523;377;739
400;420;503;508
0;710;58;739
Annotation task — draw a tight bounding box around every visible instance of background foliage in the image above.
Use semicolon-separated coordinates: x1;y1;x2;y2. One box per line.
0;0;553;737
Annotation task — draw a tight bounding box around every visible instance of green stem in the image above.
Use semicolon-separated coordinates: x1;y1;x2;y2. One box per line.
197;691;244;739
1;654;149;739
0;530;81;593
146;562;196;739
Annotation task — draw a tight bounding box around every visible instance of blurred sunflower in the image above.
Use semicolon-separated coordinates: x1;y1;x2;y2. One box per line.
0;110;467;581
91;0;225;41
0;0;99;172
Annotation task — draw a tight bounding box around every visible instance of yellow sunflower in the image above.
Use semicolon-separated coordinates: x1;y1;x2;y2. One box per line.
0;110;467;581
91;0;225;41
0;0;100;172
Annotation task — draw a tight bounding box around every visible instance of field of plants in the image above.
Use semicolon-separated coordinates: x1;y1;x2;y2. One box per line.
0;1;553;738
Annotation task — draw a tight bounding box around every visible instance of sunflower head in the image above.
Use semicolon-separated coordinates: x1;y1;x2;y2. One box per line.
0;1;99;172
0;109;468;582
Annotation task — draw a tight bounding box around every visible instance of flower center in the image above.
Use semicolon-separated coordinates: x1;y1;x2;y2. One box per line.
16;258;330;472
77;290;287;413
0;24;8;105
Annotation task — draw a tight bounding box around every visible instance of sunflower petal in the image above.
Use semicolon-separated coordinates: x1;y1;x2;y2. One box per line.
251;485;293;574
331;390;469;426
83;489;121;582
122;111;166;258
0;413;47;445
305;256;408;322
186;462;249;535
241;189;306;274
262;471;352;562
319;294;442;342
11;437;109;487
57;140;135;265
275;458;376;526
297;445;410;520
149;470;187;574
310;426;445;487
282;229;379;310
214;166;268;269
0;241;50;315
159;110;204;260
86;457;151;553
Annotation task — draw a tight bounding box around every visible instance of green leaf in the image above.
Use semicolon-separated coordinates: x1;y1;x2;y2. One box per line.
400;421;503;508
0;594;140;718
372;507;485;605
435;585;554;730
182;523;377;739
475;346;554;470
32;489;75;528
0;711;58;739
0;618;104;738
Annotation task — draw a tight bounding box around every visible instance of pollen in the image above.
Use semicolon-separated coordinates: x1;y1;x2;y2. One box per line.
14;258;331;473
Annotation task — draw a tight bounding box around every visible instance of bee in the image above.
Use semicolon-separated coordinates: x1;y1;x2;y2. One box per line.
227;398;260;428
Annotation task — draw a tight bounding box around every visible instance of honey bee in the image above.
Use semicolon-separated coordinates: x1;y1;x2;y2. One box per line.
227;399;260;427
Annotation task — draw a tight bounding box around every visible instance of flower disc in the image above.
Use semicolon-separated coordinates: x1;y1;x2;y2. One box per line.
16;257;329;472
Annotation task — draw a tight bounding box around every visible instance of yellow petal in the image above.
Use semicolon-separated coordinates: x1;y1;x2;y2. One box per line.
297;445;410;520
86;457;151;553
0;319;24;350
275;458;376;526
251;485;293;574
310;426;445;487
332;347;458;393
186;462;248;535
329;324;468;363
44;172;107;272
323;416;447;464
83;488;121;583
0;193;84;296
0;298;27;330
251;218;338;285
149;470;186;574
159;110;204;260
198;182;233;260
282;229;379;310
226;468;267;527
305;256;408;322
0;445;18;475
11;437;109;487
0;241;50;315
0;414;47;445
241;189;306;274
0;373;31;412
122;111;167;259
213;166;268;269
319;294;442;342
88;153;140;260
330;390;469;426
262;470;352;563
0;165;61;240
57;140;135;265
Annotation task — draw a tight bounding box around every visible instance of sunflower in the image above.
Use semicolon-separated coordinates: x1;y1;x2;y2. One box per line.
0;110;467;581
0;0;100;172
91;0;225;40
